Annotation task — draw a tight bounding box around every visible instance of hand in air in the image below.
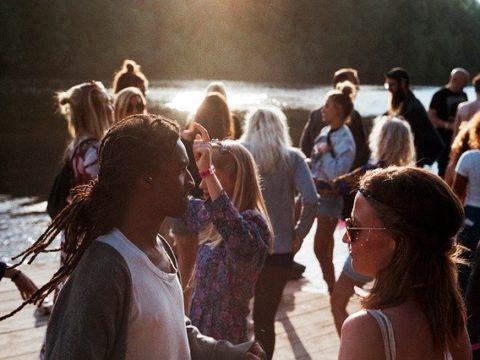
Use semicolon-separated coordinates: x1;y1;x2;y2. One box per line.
192;123;213;172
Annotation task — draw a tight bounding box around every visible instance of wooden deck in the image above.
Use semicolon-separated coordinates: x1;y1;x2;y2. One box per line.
0;260;360;359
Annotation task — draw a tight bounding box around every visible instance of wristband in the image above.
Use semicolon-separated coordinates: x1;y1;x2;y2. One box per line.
199;165;215;179
10;270;21;282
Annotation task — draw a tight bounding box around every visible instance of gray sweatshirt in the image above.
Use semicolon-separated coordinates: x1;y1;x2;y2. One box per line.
45;236;252;359
310;125;356;181
244;146;317;254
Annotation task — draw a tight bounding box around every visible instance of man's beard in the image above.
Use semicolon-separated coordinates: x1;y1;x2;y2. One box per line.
389;89;408;115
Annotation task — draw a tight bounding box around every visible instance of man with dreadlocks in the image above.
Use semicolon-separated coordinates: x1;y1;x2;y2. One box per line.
1;114;264;359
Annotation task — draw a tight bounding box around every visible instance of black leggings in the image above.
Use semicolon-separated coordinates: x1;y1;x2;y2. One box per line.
253;253;293;360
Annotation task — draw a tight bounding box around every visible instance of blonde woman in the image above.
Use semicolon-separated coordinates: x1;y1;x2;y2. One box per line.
183;124;271;344
48;81;113;219
54;80;113;251
241;107;317;359
172;91;235;310
113;87;147;124
317;116;416;335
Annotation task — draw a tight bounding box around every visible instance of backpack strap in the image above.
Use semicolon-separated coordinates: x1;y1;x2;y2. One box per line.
366;309;396;360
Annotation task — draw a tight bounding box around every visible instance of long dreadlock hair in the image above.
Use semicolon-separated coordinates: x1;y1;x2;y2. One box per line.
0;114;180;321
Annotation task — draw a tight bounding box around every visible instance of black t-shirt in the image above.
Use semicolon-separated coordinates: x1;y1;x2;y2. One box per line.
402;93;445;166
429;87;468;123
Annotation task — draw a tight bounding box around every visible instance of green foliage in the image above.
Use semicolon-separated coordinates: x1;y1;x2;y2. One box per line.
1;0;479;84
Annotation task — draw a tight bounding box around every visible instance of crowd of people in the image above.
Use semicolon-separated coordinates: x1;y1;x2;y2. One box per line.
1;59;479;360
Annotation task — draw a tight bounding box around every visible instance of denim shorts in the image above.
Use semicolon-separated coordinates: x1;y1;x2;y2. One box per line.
342;255;373;284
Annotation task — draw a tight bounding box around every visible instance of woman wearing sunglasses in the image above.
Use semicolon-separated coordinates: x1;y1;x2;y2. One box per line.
316;117;416;335
338;167;471;360
113;86;147;124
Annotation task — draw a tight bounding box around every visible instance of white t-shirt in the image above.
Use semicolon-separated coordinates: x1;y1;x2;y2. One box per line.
98;229;191;360
456;98;480;123
455;149;480;208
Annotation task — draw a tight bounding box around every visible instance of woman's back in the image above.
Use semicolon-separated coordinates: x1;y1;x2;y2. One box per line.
341;302;469;360
244;146;317;254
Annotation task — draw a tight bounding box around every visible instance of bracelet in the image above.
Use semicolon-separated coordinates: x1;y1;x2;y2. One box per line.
199;165;215;179
10;270;21;282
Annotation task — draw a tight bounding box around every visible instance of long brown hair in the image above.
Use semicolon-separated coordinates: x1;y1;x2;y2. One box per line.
192;92;234;140
0;114;180;321
358;167;466;354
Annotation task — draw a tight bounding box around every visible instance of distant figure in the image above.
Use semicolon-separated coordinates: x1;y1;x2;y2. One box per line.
428;68;469;177
241;107;317;359
385;67;444;167
191;92;235;140
112;59;149;95
445;113;480;186
300;68;370;169
205;81;243;139
319;117;416;335
452;121;480;295
171;91;235;312
49;81;114;219
454;73;480;137
114;87;147;124
310;83;356;294
300;68;369;219
185;124;271;344
338;167;471;360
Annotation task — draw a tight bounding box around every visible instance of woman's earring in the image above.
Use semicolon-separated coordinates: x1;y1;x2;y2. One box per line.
145;176;153;184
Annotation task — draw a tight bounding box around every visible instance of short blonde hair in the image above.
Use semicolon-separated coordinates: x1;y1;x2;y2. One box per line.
369;116;416;166
56;81;113;140
114;87;147;124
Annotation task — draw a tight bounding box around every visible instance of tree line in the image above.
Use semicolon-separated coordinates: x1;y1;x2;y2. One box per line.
1;0;480;84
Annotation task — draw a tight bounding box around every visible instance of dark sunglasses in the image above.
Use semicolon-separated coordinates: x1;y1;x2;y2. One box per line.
345;217;386;243
127;101;146;113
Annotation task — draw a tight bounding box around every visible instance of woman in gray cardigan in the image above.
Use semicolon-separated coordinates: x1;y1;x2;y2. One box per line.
241;107;317;359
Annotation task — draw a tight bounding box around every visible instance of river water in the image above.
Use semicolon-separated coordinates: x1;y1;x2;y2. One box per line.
1;80;475;286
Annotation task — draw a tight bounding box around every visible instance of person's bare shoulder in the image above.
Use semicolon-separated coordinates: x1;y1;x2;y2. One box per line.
338;310;385;360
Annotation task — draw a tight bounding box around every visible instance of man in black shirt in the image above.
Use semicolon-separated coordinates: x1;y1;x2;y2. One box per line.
385;67;444;167
428;68;469;177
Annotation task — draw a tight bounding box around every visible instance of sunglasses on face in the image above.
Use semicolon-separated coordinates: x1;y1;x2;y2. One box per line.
345;217;386;243
127;100;146;113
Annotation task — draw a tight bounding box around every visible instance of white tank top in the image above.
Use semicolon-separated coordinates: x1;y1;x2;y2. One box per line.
366;309;452;360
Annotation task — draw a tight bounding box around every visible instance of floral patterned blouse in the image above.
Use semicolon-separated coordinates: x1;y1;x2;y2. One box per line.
186;191;271;344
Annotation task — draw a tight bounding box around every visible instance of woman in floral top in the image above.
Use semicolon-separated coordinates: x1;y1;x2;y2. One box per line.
185;123;271;344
